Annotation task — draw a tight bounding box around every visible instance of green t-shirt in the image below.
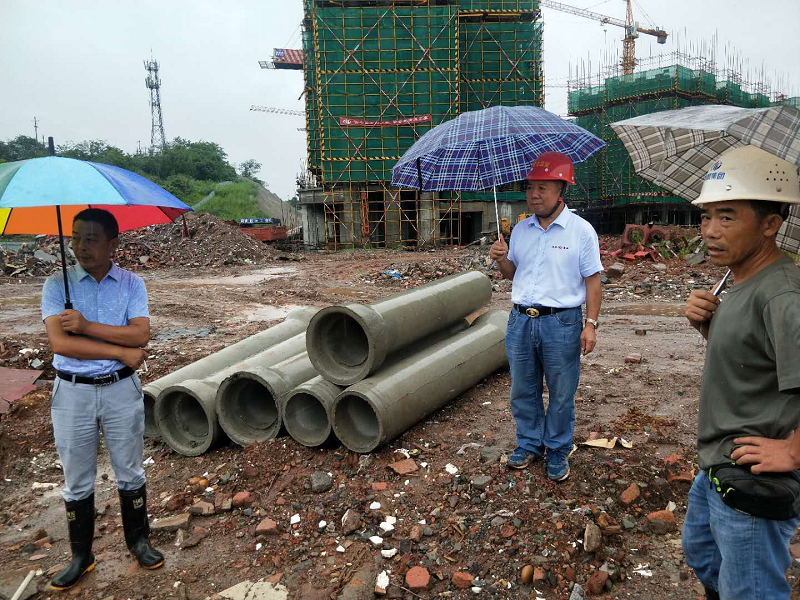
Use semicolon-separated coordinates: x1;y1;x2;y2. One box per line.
698;255;800;470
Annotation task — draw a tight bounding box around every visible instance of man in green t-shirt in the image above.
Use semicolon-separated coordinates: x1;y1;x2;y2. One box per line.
682;145;800;600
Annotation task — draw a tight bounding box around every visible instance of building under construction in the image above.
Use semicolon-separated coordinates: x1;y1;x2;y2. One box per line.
566;52;799;232
297;0;544;248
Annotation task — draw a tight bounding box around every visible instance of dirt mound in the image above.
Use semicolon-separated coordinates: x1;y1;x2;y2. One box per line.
116;212;277;270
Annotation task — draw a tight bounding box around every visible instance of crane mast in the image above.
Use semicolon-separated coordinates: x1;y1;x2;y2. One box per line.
540;0;667;75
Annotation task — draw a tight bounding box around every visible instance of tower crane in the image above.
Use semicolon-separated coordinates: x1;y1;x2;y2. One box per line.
250;105;305;117
539;0;667;75
250;105;306;132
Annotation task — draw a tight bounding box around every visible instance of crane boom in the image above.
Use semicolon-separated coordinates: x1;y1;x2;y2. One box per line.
539;0;667;75
250;105;305;117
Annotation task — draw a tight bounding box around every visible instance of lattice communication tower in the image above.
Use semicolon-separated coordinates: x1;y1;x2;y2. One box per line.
144;58;167;151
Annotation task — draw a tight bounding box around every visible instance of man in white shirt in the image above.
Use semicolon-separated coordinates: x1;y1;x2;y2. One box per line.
490;152;603;481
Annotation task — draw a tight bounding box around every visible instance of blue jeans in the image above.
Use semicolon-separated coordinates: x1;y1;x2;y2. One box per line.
506;307;582;457
51;373;147;501
683;471;798;599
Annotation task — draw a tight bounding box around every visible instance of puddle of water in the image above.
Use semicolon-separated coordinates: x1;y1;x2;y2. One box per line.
605;303;685;317
320;287;368;298
179;266;297;286
247;304;309;322
0;306;42;334
0;296;39;307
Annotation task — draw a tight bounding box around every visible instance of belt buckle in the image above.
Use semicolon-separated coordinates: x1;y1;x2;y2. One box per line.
525;307;540;318
94;374;116;387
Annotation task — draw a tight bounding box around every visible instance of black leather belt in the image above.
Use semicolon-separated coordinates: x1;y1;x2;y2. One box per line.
514;304;575;318
57;366;135;386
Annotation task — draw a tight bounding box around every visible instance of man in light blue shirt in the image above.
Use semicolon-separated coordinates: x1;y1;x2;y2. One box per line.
490;152;602;481
41;208;163;590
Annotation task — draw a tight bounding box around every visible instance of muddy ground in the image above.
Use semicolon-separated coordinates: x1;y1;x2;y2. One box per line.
1;247;799;600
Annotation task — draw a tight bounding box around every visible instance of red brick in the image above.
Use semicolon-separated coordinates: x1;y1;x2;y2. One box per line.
587;570;609;595
405;566;430;591
533;568;546;581
564;567;576;582
372;482;388;491
647;510;677;535
667;468;693;484
409;525;422;542
388;458;418;475
452;571;473;589
663;453;684;466
620;483;640;505
232;491;255;508
255;517;278;535
500;524;517;538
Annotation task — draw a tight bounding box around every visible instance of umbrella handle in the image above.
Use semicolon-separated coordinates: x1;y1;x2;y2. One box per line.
493;186;501;238
55;205;73;311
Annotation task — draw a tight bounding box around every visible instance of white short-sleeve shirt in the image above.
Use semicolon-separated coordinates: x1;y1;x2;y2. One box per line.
507;206;603;308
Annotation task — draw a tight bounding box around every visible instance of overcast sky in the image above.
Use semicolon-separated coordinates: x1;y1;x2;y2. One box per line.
2;1;798;200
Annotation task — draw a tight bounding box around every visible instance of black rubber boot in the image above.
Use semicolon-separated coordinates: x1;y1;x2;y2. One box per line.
119;485;164;569
50;495;96;590
705;587;721;600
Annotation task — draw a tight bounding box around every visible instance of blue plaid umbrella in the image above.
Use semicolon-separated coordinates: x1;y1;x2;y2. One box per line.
391;105;605;236
391;105;606;191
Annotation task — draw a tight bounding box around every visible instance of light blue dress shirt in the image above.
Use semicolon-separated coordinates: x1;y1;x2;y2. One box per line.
507;207;603;308
41;262;149;376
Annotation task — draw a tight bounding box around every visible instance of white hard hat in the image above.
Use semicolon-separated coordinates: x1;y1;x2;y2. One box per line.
692;145;800;206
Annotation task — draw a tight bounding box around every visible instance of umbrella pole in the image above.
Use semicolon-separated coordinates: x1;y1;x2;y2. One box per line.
55;205;73;310
493;186;501;239
48;137;73;311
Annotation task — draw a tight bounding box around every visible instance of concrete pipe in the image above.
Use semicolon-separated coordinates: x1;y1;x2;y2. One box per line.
306;271;492;385
156;332;308;456
142;307;316;437
282;376;344;447
331;310;508;453
216;352;319;446
283;320;470;448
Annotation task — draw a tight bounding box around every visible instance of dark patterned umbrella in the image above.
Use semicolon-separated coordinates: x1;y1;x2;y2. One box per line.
611;104;800;253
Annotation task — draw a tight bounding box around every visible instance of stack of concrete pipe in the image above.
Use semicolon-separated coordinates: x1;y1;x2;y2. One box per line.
149;271;508;456
285;271;509;454
143;308;316;449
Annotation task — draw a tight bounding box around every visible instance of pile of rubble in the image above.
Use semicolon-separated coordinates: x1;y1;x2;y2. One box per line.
116;213;277;271
1;214;277;278
367;248;503;288
600;259;724;302
0;238;74;279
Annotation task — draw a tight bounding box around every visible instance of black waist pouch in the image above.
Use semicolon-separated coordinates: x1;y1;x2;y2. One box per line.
708;463;800;521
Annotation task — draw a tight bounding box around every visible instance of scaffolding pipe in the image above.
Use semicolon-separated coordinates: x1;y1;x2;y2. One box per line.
331;310;508;453
215;352;318;446
306;271;492;385
142;307;316;437
283;320;469;447
155;333;308;456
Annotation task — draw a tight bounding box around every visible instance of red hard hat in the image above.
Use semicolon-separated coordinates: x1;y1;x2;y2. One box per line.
525;152;575;185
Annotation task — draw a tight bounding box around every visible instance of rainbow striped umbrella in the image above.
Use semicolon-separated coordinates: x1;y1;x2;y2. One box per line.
0;152;191;308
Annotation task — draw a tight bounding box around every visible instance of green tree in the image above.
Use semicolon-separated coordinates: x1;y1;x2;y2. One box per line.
0;135;48;161
240;159;262;179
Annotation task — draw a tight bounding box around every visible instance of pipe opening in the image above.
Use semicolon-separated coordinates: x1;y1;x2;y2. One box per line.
161;391;210;449
143;391;158;437
284;392;329;444
225;378;278;433
335;395;379;450
320;313;369;368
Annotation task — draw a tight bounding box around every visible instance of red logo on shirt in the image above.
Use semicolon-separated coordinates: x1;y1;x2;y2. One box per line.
551;245;570;250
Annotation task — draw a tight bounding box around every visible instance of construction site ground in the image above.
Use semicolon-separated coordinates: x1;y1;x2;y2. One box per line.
2;244;799;600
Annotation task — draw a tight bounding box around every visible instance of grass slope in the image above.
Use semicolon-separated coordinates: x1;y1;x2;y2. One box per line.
192;180;265;221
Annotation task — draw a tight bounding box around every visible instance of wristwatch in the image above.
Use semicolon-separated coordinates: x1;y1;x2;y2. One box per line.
585;318;599;330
